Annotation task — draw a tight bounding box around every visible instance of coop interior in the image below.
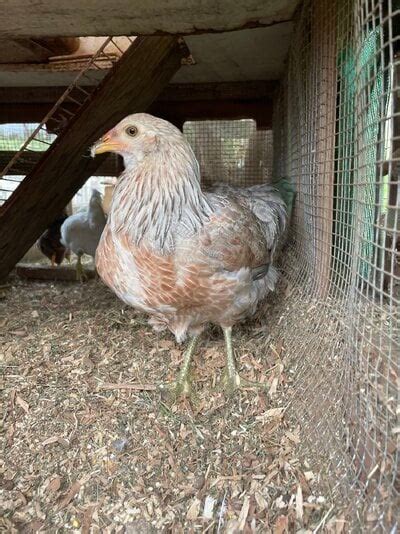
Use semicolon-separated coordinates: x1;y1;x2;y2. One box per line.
0;0;399;532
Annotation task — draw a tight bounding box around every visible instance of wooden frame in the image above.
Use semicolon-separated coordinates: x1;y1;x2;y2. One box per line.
0;36;184;281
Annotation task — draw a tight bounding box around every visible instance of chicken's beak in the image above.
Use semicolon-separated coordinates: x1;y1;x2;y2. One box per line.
91;134;122;157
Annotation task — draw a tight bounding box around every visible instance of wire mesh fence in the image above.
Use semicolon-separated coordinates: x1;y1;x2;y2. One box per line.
272;0;399;528
183;120;273;187
184;0;398;529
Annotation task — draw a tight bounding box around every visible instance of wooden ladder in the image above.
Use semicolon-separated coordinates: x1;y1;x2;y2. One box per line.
0;36;185;281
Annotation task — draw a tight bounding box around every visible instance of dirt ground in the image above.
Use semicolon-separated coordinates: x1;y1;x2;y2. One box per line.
1;275;333;533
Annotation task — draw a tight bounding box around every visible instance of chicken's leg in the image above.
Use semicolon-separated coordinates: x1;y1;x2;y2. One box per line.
222;327;268;395
75;253;87;282
159;334;199;398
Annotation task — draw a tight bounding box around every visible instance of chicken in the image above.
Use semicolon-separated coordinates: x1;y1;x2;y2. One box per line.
91;114;292;396
60;189;107;281
37;211;70;266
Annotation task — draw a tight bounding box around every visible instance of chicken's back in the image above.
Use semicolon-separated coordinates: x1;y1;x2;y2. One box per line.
61;213;102;257
209;183;289;253
60;193;106;257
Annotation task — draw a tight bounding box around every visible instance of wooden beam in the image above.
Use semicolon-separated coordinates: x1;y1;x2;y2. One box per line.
0;36;184;281
0;38;80;64
0;39;54;64
0;82;275;127
312;0;336;297
0;151;123;176
16;264;95;281
0;81;277;105
0;103;55;123
0;1;297;38
0;56;112;73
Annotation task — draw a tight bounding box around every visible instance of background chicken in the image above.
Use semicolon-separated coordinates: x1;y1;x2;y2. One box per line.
60;189;106;281
92;114;293;396
37;211;70;266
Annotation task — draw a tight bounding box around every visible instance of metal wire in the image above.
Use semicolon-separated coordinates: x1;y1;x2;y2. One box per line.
183;120;273;187
270;0;399;529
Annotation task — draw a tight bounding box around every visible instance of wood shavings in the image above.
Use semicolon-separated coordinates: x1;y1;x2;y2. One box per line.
58;481;82;510
0;278;335;531
237;495;250;530
15;395;29;414
203;495;216;520
296;485;303;522
46;476;61;493
186;497;201;520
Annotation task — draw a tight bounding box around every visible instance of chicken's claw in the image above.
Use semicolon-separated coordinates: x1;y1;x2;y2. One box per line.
222;326;268;396
158;335;200;401
222;369;268;396
159;377;192;400
75;254;88;282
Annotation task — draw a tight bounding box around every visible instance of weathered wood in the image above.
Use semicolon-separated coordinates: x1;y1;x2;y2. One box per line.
34;38;80;56
0;151;123;177
0;36;184;281
0;39;54;64
0;1;297;38
312;0;336;297
16;263;95;281
0;38;80;64
0;81;278;104
1;96;273;129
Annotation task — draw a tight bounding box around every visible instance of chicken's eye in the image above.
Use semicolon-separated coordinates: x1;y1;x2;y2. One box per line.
125;126;138;137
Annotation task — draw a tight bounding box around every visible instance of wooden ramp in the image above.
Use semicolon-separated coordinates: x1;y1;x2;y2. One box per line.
0;36;184;281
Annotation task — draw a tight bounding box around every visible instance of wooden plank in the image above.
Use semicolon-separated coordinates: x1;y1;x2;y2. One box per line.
0;1;297;38
0;36;184;281
0;38;80;64
0;56;112;72
16;263;95;281
0;151;123;177
0;39;54;64
0;81;278;104
1;96;273;129
312;0;336;297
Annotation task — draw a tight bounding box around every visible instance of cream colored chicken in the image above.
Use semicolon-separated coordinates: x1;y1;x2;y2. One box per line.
92;113;292;396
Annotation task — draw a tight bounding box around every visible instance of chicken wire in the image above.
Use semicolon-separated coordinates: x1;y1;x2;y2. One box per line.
183;120;273;187
182;1;398;529
270;0;399;528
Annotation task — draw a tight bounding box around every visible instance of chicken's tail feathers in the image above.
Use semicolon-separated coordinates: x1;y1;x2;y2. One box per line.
272;178;296;219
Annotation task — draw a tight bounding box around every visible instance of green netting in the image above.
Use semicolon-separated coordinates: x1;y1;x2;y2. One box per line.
335;25;387;284
357;27;385;281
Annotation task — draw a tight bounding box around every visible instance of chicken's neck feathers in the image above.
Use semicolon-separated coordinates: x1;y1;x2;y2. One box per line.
110;143;211;252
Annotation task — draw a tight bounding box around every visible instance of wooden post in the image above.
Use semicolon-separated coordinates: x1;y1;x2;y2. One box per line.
312;0;337;297
0;36;184;281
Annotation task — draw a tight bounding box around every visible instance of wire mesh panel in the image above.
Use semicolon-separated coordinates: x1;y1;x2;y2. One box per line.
183;120;273;187
269;0;399;528
0;124;56;206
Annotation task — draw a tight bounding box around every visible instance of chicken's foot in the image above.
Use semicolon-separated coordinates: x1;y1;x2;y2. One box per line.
75;253;87;282
222;326;268;395
159;334;199;399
